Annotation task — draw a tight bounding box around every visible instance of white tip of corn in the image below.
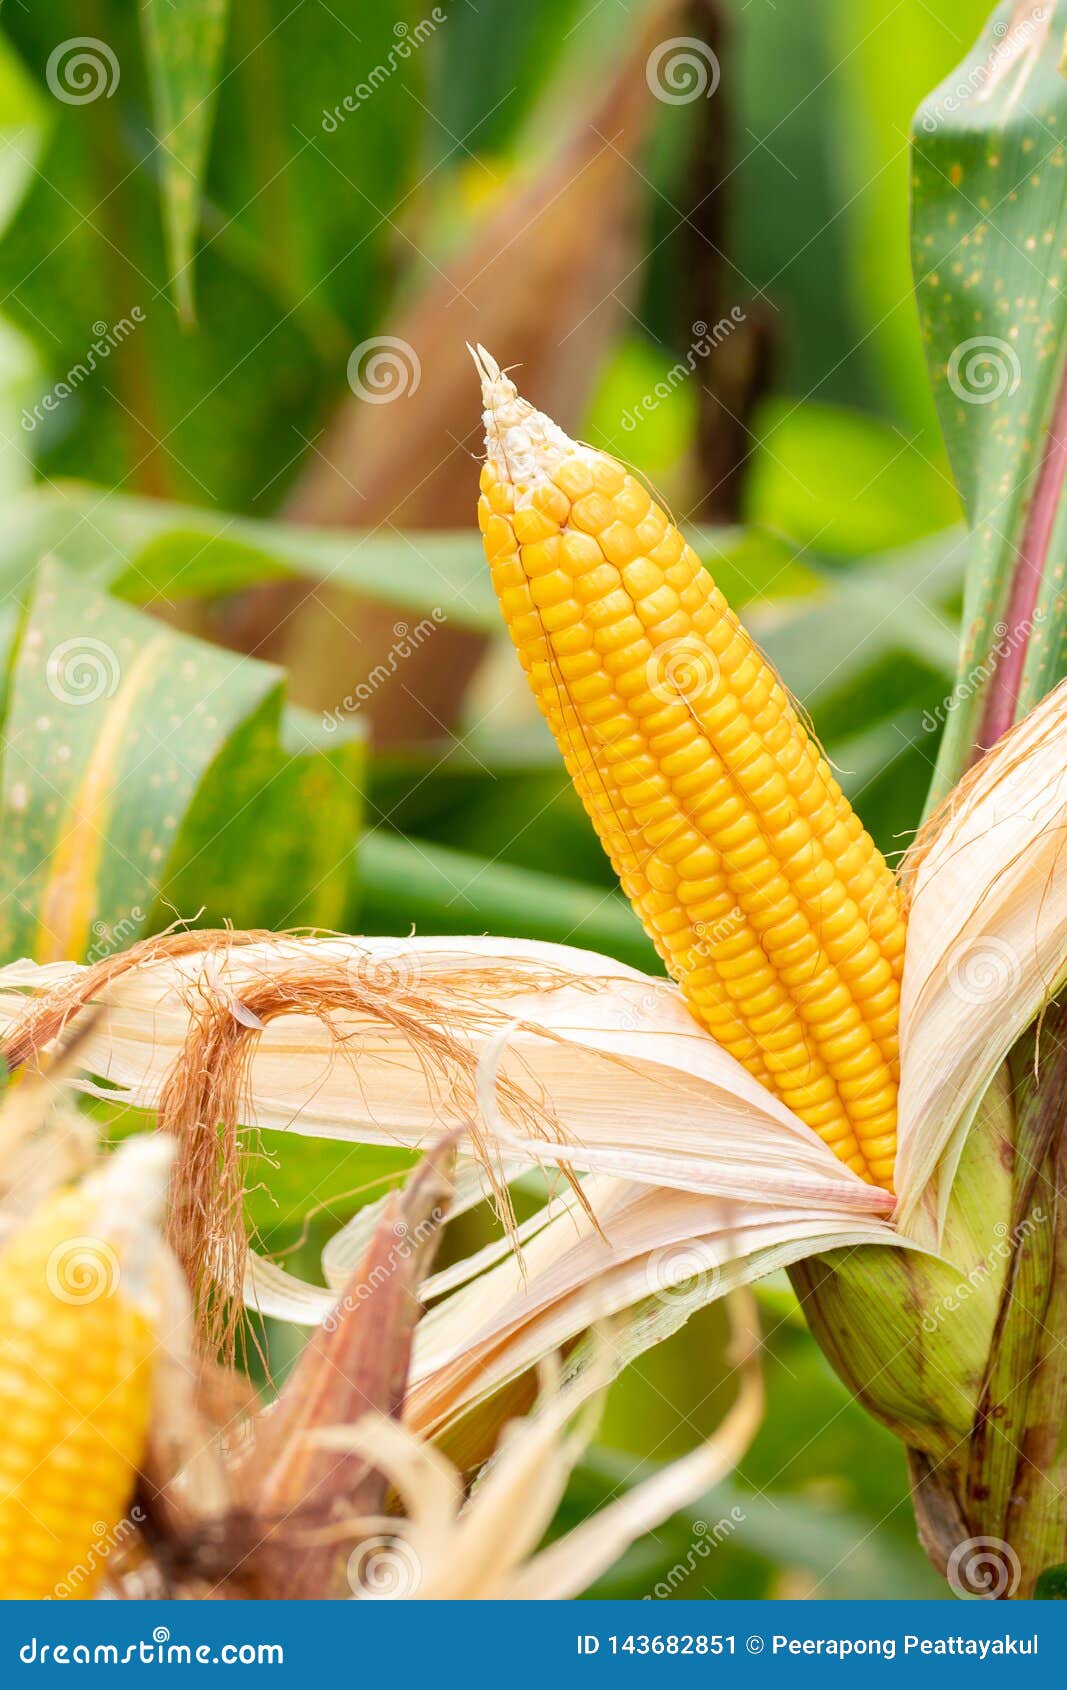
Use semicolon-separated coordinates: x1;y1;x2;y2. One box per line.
469;342;593;497
90;1135;175;1300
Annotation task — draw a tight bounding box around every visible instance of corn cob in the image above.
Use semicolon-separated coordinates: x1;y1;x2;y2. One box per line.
0;1136;171;1597
472;345;905;1188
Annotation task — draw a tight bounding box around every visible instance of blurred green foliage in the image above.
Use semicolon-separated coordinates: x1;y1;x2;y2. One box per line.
0;0;993;1599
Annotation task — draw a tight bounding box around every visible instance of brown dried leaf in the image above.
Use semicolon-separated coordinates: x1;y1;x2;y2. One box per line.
232;0;688;737
236;1142;454;1598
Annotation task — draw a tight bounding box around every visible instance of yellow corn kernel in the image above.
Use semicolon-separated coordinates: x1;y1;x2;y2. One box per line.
0;1137;171;1597
472;344;905;1189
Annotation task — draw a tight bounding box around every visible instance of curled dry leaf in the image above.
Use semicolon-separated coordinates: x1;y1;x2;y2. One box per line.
0;930;894;1354
315;1289;763;1601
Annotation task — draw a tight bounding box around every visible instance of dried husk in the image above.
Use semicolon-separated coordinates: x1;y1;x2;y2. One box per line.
0;931;897;1430
233;1143;453;1598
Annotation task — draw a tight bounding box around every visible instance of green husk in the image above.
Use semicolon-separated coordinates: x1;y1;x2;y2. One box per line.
794;1001;1067;1597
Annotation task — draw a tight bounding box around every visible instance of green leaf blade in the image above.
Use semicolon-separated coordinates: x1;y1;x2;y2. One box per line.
0;560;359;962
141;0;230;322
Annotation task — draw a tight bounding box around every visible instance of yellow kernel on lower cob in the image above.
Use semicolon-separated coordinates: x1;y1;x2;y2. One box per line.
472;345;906;1189
0;1139;169;1598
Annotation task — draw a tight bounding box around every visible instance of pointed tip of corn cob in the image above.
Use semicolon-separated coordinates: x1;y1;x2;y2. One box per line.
88;1134;175;1302
469;341;595;496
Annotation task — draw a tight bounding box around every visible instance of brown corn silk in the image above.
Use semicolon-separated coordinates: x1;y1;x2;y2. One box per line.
473;346;905;1188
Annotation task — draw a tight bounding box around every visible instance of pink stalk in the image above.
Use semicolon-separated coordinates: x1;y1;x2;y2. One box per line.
974;359;1067;756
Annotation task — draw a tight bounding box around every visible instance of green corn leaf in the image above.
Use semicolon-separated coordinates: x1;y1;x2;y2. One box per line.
1035;1562;1067;1598
140;0;230;322
826;0;993;439
156;703;363;935
0;560;360;963
0;32;46;242
759;530;965;710
744;399;960;556
573;1452;944;1600
914;1;1067;802
0;482;822;638
357;830;658;973
0;483;497;632
0;3;420;506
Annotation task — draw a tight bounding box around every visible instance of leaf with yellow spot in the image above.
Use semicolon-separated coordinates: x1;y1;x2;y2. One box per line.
0;561;361;963
915;0;1067;798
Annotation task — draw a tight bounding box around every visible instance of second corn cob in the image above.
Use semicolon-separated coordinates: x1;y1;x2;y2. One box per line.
473;345;905;1189
0;1137;171;1597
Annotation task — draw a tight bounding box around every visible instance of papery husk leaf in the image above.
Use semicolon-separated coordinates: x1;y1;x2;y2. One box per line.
315;1293;763;1600
896;678;1067;1234
244;1254;335;1325
501;1292;763;1601
0;934;892;1217
313;1359;593;1598
406;1176;894;1449
321;1154;522;1298
0;931;896;1436
250;1156;550;1328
